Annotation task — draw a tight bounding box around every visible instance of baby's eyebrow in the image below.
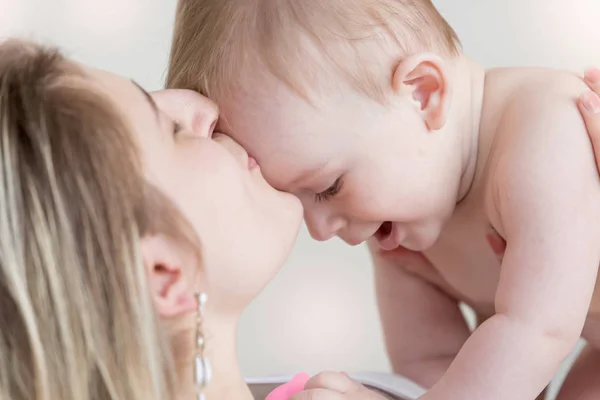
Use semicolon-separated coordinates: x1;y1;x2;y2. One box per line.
289;160;331;188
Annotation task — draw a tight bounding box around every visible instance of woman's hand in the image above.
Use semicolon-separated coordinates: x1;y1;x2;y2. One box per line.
579;68;600;164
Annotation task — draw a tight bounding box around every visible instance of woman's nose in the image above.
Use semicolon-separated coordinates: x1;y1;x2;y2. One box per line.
149;89;219;138
304;207;345;242
191;96;219;138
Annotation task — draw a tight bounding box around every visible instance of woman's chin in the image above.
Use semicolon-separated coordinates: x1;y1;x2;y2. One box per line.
268;190;303;243
282;191;304;229
251;215;302;300
210;194;302;312
213;229;300;312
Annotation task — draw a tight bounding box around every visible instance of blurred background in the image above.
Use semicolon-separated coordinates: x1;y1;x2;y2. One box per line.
1;1;599;398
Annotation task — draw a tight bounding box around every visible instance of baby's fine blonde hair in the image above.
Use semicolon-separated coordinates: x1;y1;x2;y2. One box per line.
167;0;460;103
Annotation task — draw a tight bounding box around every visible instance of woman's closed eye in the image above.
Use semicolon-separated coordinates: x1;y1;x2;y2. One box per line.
172;120;183;137
315;177;343;203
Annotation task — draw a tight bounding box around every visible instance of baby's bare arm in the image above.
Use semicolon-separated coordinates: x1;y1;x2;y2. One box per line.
421;81;600;400
369;241;470;388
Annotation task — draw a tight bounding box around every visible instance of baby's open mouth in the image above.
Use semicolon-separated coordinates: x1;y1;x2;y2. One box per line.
375;221;392;241
374;221;402;251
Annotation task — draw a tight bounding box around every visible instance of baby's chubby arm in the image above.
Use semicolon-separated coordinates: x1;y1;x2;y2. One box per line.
421;80;600;400
369;240;470;388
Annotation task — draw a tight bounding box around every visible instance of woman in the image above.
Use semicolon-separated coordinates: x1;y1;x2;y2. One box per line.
581;68;600;143
1;38;600;400
0;39;301;400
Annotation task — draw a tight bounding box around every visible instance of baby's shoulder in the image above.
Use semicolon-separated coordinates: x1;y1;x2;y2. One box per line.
484;68;594;229
489;68;589;173
498;69;585;136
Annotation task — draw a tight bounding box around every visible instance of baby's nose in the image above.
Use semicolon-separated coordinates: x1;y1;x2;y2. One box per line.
304;210;345;242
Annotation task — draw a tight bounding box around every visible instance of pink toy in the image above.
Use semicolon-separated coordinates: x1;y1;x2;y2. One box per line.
265;372;310;400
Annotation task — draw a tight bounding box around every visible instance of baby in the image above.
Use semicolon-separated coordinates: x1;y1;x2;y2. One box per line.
167;1;600;399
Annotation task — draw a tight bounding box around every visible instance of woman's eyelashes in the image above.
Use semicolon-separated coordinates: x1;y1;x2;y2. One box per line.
172;120;183;137
315;177;343;203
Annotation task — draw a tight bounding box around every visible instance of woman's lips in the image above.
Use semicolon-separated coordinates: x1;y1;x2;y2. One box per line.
248;155;258;170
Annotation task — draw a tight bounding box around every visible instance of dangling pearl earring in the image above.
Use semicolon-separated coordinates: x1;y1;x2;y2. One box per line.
194;292;211;400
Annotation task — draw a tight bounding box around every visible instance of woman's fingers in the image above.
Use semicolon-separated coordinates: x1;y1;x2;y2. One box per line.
580;67;600;116
579;68;600;167
584;68;600;92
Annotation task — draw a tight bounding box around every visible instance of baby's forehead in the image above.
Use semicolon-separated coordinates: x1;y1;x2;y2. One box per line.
220;88;363;146
216;81;361;187
266;165;335;195
224;126;333;190
259;145;330;187
220;96;332;152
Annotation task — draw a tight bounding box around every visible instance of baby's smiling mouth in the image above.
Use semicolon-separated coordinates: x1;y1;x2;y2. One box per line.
374;221;405;251
375;221;393;241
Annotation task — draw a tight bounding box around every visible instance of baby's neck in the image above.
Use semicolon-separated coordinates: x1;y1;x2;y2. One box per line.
174;316;253;400
447;55;486;203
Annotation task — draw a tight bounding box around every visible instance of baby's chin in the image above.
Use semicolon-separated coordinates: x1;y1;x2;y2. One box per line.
403;223;444;251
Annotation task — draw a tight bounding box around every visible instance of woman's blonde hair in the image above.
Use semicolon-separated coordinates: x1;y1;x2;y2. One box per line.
0;40;192;400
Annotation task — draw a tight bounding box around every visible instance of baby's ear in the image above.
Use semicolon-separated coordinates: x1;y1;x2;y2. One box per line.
392;53;452;131
141;235;197;318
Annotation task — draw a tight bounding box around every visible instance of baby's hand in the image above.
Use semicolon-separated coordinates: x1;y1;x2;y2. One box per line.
290;372;388;400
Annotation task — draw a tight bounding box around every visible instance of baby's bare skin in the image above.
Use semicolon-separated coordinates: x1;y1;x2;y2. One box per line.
166;0;600;396
216;59;600;398
400;67;600;330
374;67;600;400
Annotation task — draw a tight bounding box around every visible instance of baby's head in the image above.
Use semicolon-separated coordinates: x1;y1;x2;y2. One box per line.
168;0;467;251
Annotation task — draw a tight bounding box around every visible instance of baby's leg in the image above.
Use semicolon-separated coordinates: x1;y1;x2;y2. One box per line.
555;345;600;400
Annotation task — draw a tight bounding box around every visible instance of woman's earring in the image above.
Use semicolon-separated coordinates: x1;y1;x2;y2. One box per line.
194;292;211;400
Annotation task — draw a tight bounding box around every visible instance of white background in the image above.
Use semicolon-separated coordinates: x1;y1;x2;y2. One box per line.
2;1;599;398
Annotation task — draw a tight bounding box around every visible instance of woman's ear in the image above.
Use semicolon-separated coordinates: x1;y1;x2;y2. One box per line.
141;235;197;318
392;52;452;131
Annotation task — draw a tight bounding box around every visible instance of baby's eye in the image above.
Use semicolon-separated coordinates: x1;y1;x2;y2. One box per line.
315;178;343;203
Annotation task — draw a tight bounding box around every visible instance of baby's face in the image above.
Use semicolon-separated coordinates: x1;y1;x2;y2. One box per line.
220;83;462;251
